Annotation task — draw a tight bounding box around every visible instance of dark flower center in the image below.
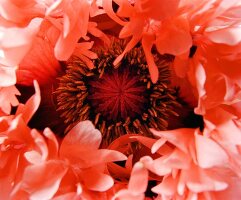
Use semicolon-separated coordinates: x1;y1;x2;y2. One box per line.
87;66;148;121
55;39;180;145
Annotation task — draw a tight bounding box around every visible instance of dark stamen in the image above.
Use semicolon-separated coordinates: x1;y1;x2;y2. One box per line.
55;39;181;145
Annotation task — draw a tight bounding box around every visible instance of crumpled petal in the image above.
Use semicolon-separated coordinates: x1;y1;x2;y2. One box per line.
0;66;16;87
16;80;41;123
195;133;229;168
156;16;192;55
82;169;114;191
60;120;102;157
128;162;148;195
137;0;180;20
17;160;67;200
0;18;42;66
0;85;20;114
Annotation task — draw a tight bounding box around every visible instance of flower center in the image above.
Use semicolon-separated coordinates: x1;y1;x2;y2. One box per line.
87;66;148;121
55;39;180;145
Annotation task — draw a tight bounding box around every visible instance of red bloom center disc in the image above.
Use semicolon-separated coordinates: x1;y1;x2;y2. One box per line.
87;66;148;121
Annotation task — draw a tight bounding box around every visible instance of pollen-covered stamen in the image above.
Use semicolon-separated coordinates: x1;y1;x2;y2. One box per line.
55;39;180;145
88;66;148;121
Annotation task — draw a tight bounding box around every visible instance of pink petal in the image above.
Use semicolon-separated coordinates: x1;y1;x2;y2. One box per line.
0;85;20;114
52;193;79;200
151;138;167;154
24;129;48;164
185;166;228;192
156;17;192;56
162;149;191;169
138;0;180;20
82;169;114;191
16;80;40;123
7;115;32;143
0;66;16;87
152;176;177;196
113;189;144;200
71;149;127;168
0;18;42;66
24;150;43;165
128;162;148;195
53;1;91;60
142;34;159;83
60;120;101;157
43;128;59;158
151;128;195;153
19;160;67;200
152;157;172;176
102;0;126;26
195;133;229;168
173;53;189;78
205;26;241;46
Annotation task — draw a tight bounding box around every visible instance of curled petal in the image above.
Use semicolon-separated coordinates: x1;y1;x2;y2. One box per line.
102;0;127;26
60;120;102;156
137;0;180;20
15;160;68;200
16;80;41;123
128;162;148;195
0;85;20;115
142;34;159;83
156;17;192;56
0;66;16;87
82;169;114;191
205;26;241;46
0;18;42;66
195;133;229;168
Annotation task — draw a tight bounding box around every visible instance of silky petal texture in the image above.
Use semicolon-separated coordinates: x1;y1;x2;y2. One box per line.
151;128;194;153
4;115;27;143
152;176;177;196
214;177;241;200
137;0;180;20
42;128;59;159
161;149;191;170
151;137;173;155
173;53;189;78
102;0;127;26
16;80;40;123
0;152;21;200
150;150;191;177
195;133;229;168
60;120;102;156
0;85;20;114
113;189;144;200
50;0;91;61
0;66;16;87
19;160;67;200
24;129;49;165
128;162;148;195
205;26;241;46
66;149;127;168
0;0;45;25
17;36;61;86
52;193;80;200
82;169;114;191
184;166;229;193
142;34;159;83
0;18;42;66
156;17;192;55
